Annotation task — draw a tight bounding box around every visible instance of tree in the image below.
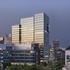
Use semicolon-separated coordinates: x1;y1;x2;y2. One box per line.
7;64;46;70
7;65;23;70
48;60;63;70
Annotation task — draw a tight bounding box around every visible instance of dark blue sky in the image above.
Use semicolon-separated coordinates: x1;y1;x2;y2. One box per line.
0;0;70;47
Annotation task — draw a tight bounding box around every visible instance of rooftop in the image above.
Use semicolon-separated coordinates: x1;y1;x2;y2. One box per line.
66;46;70;50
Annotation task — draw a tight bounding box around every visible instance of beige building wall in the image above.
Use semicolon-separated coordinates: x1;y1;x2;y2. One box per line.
12;25;20;44
34;13;44;44
21;17;34;43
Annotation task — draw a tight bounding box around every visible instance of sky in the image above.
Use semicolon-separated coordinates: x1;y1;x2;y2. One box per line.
0;0;70;48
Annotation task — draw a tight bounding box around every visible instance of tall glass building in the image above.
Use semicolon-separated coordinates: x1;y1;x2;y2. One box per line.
34;13;44;44
20;13;49;46
21;17;34;43
34;13;49;46
12;12;49;62
34;13;49;61
12;24;21;44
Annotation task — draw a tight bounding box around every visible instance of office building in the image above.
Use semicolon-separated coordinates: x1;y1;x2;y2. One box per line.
0;37;4;44
49;40;61;62
11;44;40;65
34;13;49;61
62;67;70;70
0;44;12;66
34;13;49;45
12;12;49;46
0;43;40;66
49;41;65;67
12;24;21;44
4;34;12;44
65;46;70;67
53;40;60;49
62;46;70;70
21;17;34;43
11;12;49;62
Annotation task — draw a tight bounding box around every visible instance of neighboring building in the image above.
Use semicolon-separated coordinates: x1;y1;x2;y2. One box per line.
11;12;49;63
62;67;70;70
12;24;21;44
49;47;55;61
11;44;40;65
21;17;34;43
34;13;49;62
0;34;12;44
0;37;4;44
65;46;70;67
0;44;6;51
62;66;70;70
55;48;65;63
4;34;12;44
49;40;60;61
0;43;40;65
62;46;70;70
0;44;12;63
52;40;60;49
49;46;65;63
34;13;49;44
49;41;65;66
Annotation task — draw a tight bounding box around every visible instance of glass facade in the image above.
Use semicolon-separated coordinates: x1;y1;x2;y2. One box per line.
12;25;21;44
11;13;49;61
12;13;49;47
21;17;34;43
0;44;40;64
11;50;35;63
34;13;44;44
34;13;49;60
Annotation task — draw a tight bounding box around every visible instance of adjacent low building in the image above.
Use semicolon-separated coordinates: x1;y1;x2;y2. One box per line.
49;46;65;64
62;46;70;70
0;37;4;44
0;43;40;66
49;41;65;66
65;46;70;67
11;43;40;65
62;66;70;70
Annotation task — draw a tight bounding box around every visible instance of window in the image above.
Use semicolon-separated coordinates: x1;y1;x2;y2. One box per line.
67;55;70;61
